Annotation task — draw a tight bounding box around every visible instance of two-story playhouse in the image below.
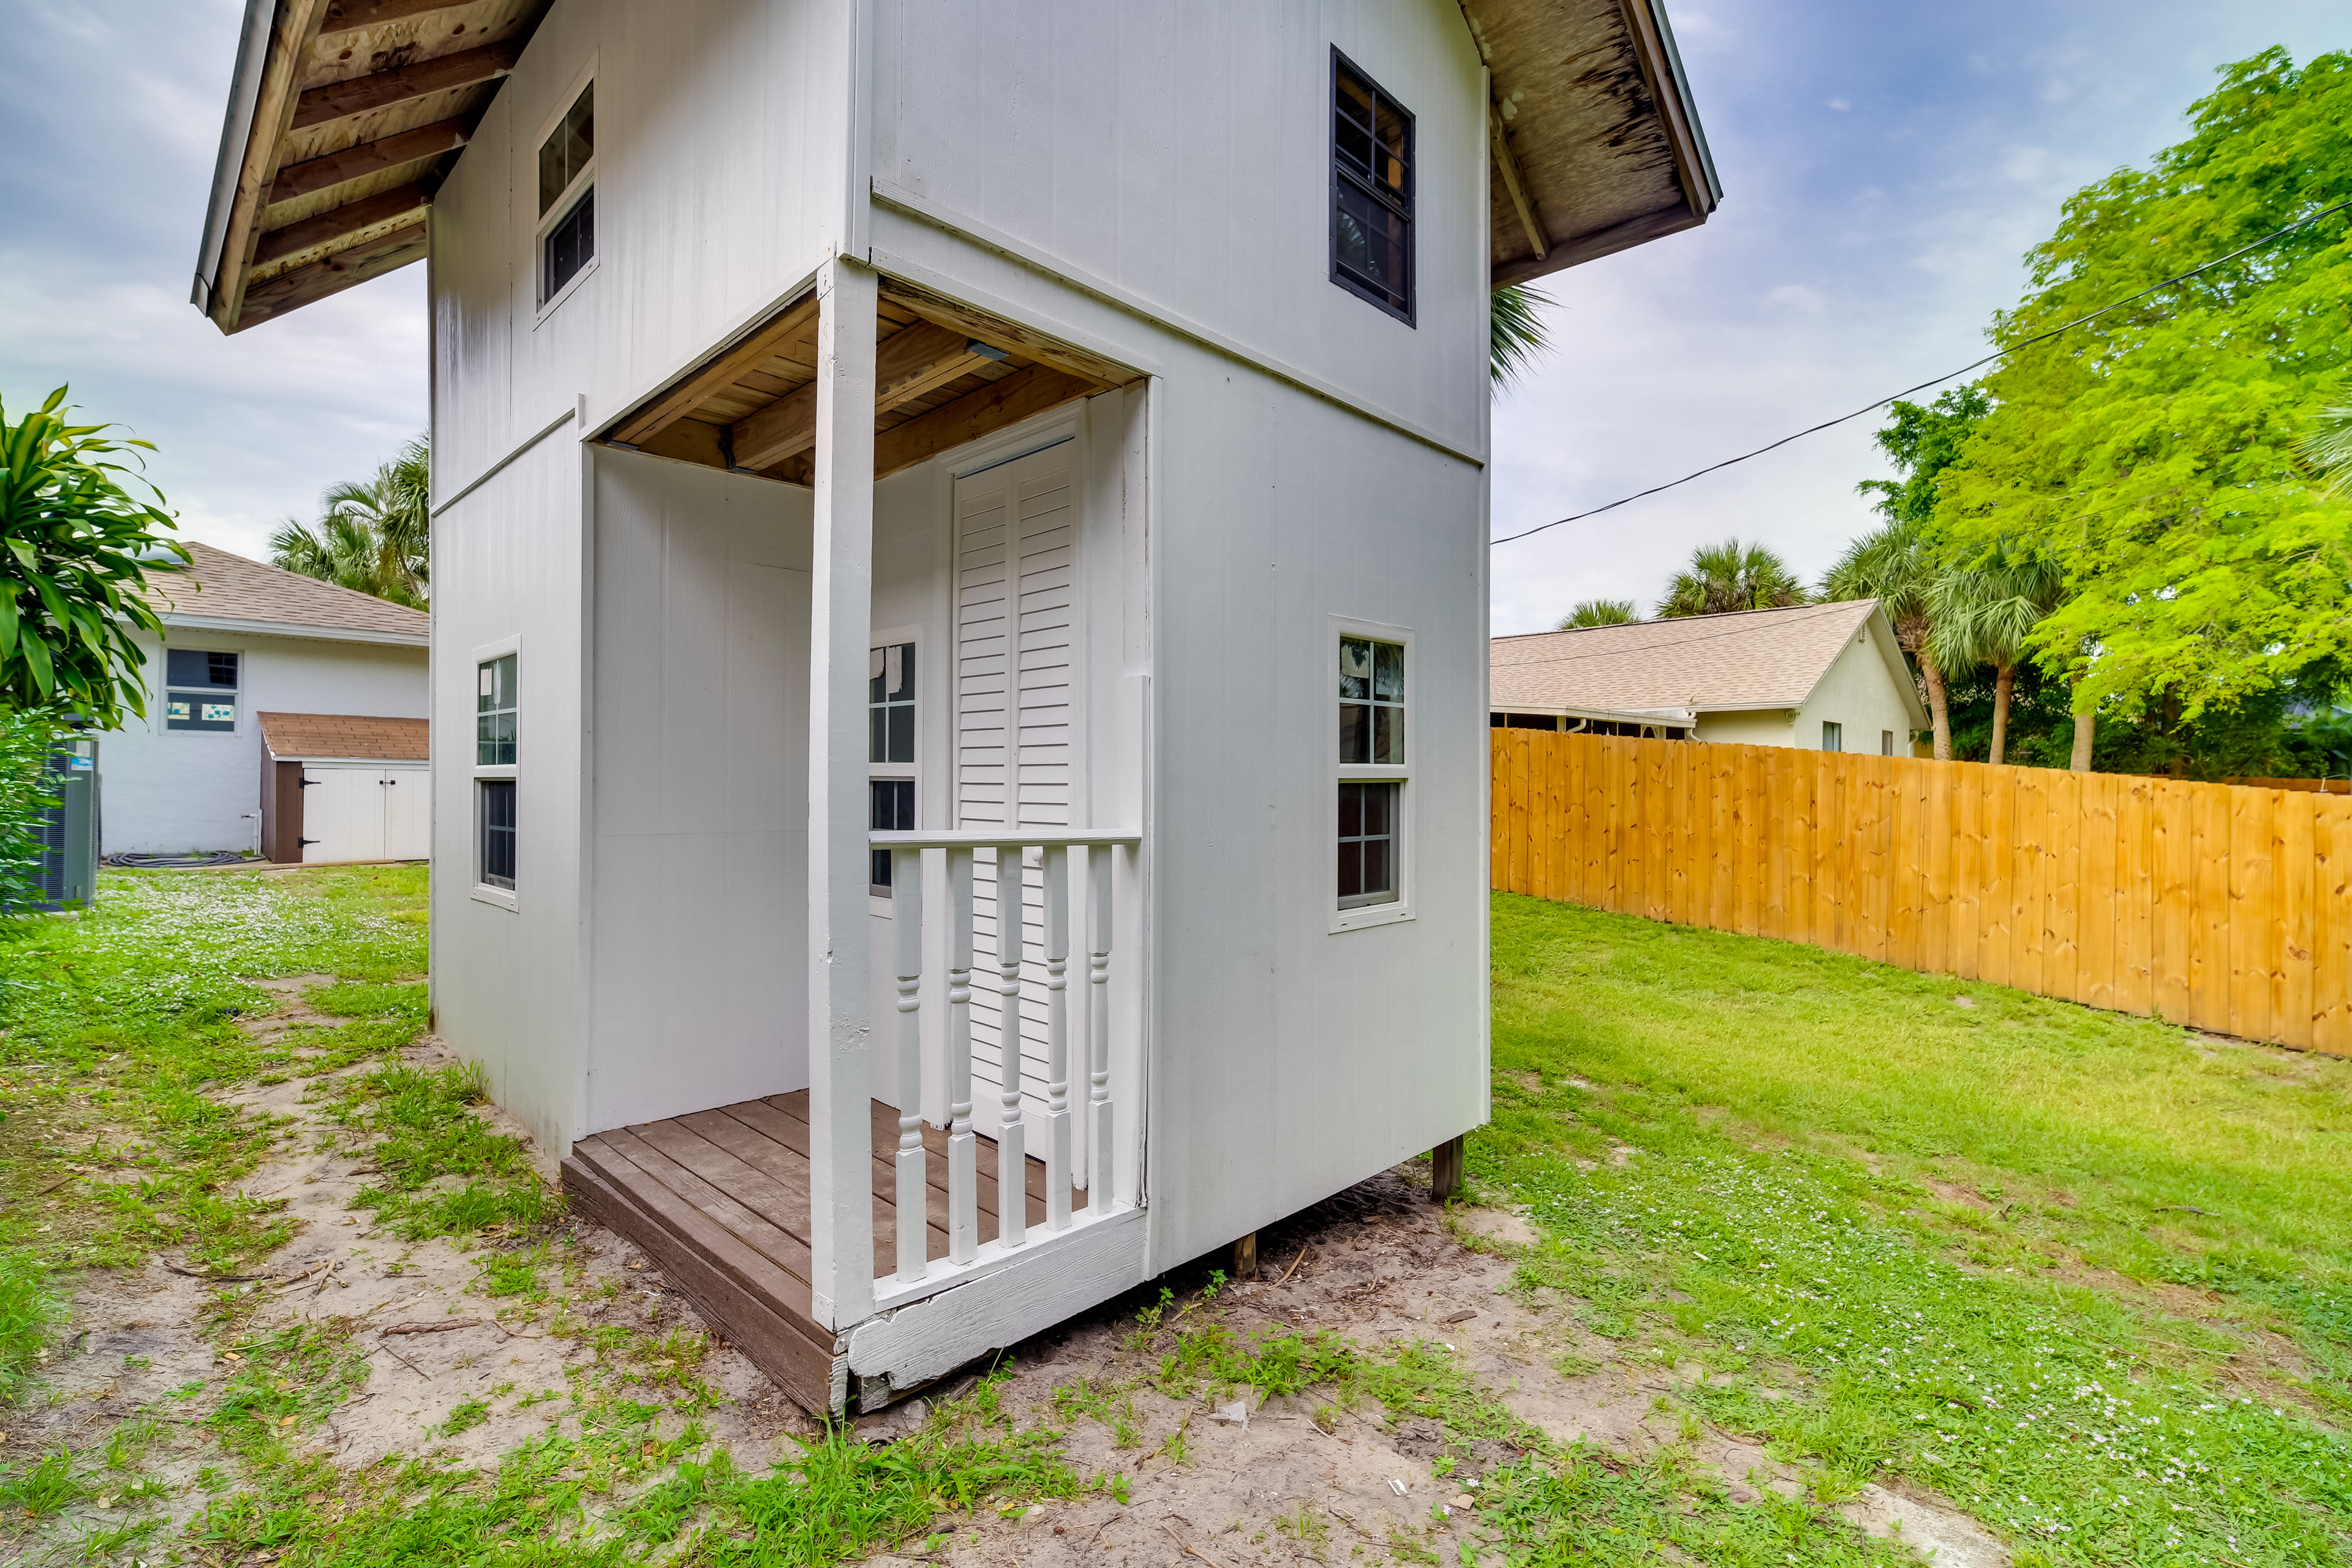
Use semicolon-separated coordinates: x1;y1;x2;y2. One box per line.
195;0;1716;1414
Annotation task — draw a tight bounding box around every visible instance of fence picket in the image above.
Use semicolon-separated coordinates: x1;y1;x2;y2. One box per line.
1490;733;2350;1057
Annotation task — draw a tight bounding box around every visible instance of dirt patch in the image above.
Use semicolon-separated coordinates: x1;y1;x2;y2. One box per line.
8;984;2015;1565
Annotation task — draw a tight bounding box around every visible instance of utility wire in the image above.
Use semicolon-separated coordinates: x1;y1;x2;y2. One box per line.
1491;196;2352;548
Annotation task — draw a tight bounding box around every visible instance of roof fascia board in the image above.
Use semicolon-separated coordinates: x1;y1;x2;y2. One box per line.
1864;607;1932;729
1638;0;1721;205
157;612;429;648
267;752;430;764
193;0;276;317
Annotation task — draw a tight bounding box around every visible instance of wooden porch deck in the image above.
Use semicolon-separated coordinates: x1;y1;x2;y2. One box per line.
560;1091;1085;1411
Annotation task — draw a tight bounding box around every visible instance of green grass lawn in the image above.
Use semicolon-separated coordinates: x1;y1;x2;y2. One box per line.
1482;892;2352;1567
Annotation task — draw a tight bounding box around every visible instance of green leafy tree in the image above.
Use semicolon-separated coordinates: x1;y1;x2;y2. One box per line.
1657;539;1806;619
271;434;429;608
1935;48;2352;733
1557;598;1635;629
1491;285;1554;389
1823;518;1955;758
0;387;184;719
1926;546;2066;766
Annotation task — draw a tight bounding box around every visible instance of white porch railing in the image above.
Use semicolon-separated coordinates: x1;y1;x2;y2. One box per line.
869;829;1140;1295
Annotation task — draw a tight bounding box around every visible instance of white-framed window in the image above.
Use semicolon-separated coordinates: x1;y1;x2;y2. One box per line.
537;79;595;307
1821;720;1843;752
164;647;239;733
1332;617;1412;930
473;643;519;905
869;633;918;900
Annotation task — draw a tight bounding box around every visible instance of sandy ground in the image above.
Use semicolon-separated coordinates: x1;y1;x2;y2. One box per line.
4;981;2010;1567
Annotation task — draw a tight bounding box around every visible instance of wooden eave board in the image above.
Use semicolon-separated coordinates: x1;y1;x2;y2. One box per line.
209;0;551;331
1466;0;1710;286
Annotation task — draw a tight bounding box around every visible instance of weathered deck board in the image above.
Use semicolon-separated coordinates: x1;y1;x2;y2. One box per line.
559;1091;1085;1414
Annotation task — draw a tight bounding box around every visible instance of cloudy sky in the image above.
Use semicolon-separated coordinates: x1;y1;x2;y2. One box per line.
2;1;2345;629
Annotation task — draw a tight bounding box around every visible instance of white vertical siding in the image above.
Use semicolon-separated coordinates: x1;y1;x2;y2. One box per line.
429;428;589;1155
583;449;816;1133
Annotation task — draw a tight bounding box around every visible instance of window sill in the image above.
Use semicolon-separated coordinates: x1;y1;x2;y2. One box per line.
471;883;519;913
535;256;598;328
1331;900;1411;934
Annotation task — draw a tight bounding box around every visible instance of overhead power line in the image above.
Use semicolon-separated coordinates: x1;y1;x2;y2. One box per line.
1490;196;2352;548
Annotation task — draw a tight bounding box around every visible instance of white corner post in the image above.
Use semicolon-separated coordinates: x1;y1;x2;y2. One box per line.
807;255;878;1330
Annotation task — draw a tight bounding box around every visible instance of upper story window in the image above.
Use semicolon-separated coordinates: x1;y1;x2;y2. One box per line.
1330;51;1414;324
538;82;595;305
165;648;238;733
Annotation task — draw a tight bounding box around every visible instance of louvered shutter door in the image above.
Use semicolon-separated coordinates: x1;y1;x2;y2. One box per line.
953;444;1078;1128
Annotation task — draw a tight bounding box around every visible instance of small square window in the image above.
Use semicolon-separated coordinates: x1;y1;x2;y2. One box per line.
1330;51;1414;323
1822;721;1843;752
478;654;517;766
479;778;517;890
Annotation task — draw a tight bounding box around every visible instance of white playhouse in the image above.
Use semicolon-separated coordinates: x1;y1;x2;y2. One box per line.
194;0;1716;1412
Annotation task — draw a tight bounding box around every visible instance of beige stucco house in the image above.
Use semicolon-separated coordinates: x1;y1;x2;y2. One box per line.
1491;599;1928;754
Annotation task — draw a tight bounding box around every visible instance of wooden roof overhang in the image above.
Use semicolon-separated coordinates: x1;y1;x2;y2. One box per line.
601;279;1145;488
192;0;551;333
1460;0;1722;287
193;0;1717;328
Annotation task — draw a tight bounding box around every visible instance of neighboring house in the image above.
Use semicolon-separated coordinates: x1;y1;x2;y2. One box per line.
110;541;430;859
192;0;1717;1414
1492;599;1927;755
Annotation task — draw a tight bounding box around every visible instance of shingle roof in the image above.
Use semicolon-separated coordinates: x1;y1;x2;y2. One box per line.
258;712;429;762
140;541;428;642
1491;600;1885;715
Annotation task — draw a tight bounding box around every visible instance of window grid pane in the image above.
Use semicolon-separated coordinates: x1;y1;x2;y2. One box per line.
543;188;595;304
538;83;594;216
1337;782;1400;908
869;778;914;895
480;779;517;890
1331;53;1413;321
477;654;518;765
868;642;915;764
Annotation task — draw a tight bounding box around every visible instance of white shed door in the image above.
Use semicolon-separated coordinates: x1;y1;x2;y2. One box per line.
300;767;386;864
380;766;430;859
952;442;1080;1128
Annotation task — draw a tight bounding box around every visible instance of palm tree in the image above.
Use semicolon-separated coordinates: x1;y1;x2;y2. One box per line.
271;434;429;608
1823;518;1956;760
2302;399;2352;493
1657;539;1807;619
1926;547;2065;766
1491;285;1553;389
1557;598;1635;629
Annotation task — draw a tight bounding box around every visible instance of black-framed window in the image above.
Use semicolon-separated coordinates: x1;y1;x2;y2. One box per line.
869;779;914;897
870;642;914;764
165;647;239;732
478;654;517;765
539;83;594;303
1330;50;1414;323
479;779;517;890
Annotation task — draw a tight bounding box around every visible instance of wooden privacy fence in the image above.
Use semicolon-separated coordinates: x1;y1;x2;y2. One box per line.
1490;730;2352;1055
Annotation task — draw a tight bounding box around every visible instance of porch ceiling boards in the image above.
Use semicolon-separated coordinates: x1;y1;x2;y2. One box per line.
600;282;1144;486
195;0;552;332
562;1091;1084;1412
